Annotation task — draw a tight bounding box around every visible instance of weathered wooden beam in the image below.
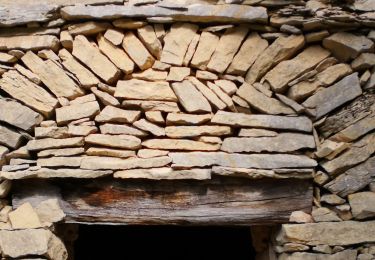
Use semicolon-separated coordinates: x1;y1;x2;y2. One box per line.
13;177;313;226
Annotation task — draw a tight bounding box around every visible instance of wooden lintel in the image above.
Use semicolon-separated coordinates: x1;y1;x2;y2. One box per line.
12;177;313;226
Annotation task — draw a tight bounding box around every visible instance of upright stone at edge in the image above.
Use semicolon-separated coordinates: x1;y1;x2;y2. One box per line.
72;35;121;84
160;23;199;66
245;35;305;84
207;26;249;74
190;32;219;70
122;31;155;70
21;51;84;99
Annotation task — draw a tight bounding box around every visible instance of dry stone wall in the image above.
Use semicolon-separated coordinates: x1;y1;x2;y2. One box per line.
0;0;374;259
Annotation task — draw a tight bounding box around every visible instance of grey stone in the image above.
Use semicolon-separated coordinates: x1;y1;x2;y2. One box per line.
349;192;375;220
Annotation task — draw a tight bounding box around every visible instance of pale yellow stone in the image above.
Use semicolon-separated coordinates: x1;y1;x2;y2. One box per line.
116;79;177;101
166;67;191;81
37;148;85;157
183;33;200;66
195;136;222;144
133;119;165;136
122;100;180;113
0;70;58;117
132;69;168;81
238;128;278;137
0;35;59;51
227;32;268;76
85;134;141;149
122;31;155;70
37;156;83;167
80;156;171;170
97;34;134;74
166;113;212;125
70;94;96;105
137;25;162;59
165;125;232;138
73;35;120;84
0;52;17;63
9;203;42;229
137;149;169;159
145;111;164;124
113;19;147;29
196;70;218;80
26;137;84;151
100;123;147;137
191;31;219;70
60;31;73;50
68;21;110;36
56;101;100;125
232;95;250;108
114;167;211;180
142;139;220;151
91;87;120;107
37;49;59;61
68;125;97;136
95;105;141;123
14;64;41;85
59;49;100;88
160;23;199;66
172;80;212;113
187;77;225;110
207;27;249;74
207;82;236;111
152;60;171;71
22;51;84;99
104;28;124;46
86;147;136;158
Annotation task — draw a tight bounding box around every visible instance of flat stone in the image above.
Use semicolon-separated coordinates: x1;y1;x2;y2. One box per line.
160;23;199;66
132;69;168;81
113;19;147;29
322;133;375;176
289;211;313;223
85;134;141;150
122;100;180;113
166;67;191;82
214;80;238;95
9;202;42;229
331;113;375;142
212;166;312;179
38;148;84;158
276;94;305;113
152;60;171;71
196;70;218;81
132;119;165;136
2;168;112;179
323;32;374;62
142;139;220;151
70;94;95;105
211;111;312;132
221;133;315;153
288;64;353;102
227;32;268;76
207;26;248;74
137;25;162;59
276;221;375;246
348;192;375;220
99;123;147;137
264;46;330;93
37;156;83;168
56;101;100;125
59;49;99;88
35;199;65;226
279;250;357;260
315;140;350;159
21;51;84;99
0;52;17;63
60;31;73;50
207;82;236;112
0;98;42;131
95;105;141;124
245;35;305;84
0;71;57;117
97;34;134;74
115;79;177;102
145;111;164;125
165;125;231;138
26;137;84;151
325;156;375;197
68;21;110;36
312;207;342;222
171;80;212;113
238;128;278;137
104;28;124;46
91;87;119;107
86;147;135;158
170;152;316;169
351;53;375;71
0;125;23;149
114;167;211;180
188;77;226;110
0;229;67;259
35;126;69;139
237;82;295;114
4;146;29;161
122;31;154;70
166;113;212;125
302;73;362;119
2;164;29;172
191;31;219;70
137;149;169;158
73;35;120;84
14;64;41;85
81;156;171;170
183;33;200;66
0;35;59;51
321;194;346;205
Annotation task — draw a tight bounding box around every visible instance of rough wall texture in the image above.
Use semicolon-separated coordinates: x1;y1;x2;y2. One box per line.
0;0;374;259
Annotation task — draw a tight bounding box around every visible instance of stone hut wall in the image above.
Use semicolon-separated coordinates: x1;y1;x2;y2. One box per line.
0;0;374;259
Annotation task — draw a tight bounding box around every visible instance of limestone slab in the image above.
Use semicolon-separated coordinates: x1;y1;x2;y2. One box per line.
165;125;232;138
188;77;226;110
26;137;84;151
114;168;211;180
56;101;100;125
95;105;141;124
137;25;162;59
9;202;41;229
142;139;220;151
190;31;219;70
85;134;141;150
73;35;120;84
68;21;110;36
166;113;212;125
137;149;169;159
100;123;147;137
38;148;85;158
122;100;180;113
122;31;154;70
81;156;172;170
0;125;23;149
133;119;165;136
0;35;59;51
349;192;375;220
37;157;83;168
86;147;135;158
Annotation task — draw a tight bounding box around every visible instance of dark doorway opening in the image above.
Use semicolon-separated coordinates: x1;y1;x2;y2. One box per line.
74;225;256;260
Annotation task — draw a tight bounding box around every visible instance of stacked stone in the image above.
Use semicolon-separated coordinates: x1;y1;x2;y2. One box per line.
0;0;373;259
